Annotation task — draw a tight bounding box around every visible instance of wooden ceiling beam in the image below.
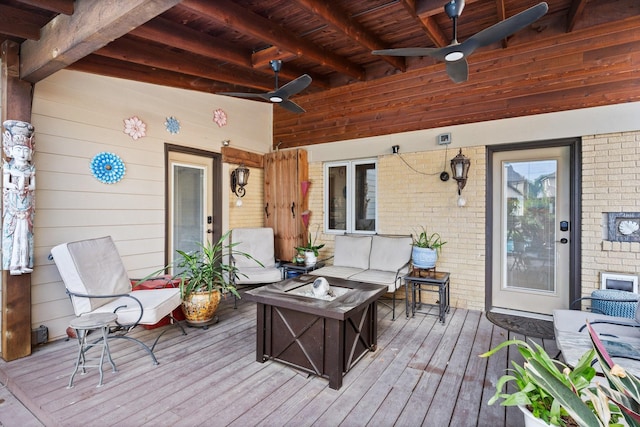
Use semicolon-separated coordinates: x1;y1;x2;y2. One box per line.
567;0;588;32
0;5;43;40
67;55;231;93
14;0;74;15
19;0;182;83
179;0;366;81
95;36;276;91
291;0;406;72
401;0;450;48
130;18;330;89
131;17;253;69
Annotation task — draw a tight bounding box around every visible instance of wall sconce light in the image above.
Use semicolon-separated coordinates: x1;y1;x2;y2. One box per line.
231;164;250;198
222;139;230;146
450;149;470;207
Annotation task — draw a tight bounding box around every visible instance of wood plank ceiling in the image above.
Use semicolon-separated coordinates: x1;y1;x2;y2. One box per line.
1;0;639;149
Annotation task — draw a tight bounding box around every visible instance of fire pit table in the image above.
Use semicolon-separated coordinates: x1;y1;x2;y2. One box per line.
244;275;387;390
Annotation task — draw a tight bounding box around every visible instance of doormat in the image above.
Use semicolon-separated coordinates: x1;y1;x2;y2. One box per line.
486;311;555;340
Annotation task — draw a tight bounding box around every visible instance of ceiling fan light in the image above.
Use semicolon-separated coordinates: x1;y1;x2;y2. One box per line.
270;96;283;103
445;51;464;62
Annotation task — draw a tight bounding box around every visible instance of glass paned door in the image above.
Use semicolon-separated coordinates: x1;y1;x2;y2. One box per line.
491;146;571;315
168;151;214;267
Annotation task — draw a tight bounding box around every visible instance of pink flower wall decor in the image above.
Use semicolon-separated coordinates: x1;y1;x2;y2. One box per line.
123;116;147;140
213;109;227;127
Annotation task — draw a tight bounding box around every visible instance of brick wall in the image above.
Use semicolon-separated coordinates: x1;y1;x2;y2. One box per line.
581;131;640;299
229;166;265;229
307;146;487;311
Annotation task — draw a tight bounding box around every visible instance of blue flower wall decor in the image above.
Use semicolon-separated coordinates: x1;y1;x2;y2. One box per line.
164;116;180;134
90;152;126;184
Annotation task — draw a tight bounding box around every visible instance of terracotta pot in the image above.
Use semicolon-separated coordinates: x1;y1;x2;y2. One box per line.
181;290;221;326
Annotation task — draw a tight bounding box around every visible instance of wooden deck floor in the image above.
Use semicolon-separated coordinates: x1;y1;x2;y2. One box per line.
0;294;557;427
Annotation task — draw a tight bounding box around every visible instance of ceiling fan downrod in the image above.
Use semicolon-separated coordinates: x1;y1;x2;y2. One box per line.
269;60;283;102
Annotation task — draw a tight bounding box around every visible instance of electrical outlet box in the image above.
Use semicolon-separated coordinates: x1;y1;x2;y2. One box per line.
437;133;451;145
31;325;48;346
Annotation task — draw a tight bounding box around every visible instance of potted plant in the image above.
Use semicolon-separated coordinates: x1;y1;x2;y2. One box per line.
170;230;259;326
480;322;640;426
295;226;325;267
411;226;446;269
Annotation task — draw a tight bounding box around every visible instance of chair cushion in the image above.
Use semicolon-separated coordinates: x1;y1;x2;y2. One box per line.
349;269;401;293
90;288;181;325
51;236;132;314
232;228;276;268
309;265;365;280
233;267;282;285
370;235;412;273
333;235;372;270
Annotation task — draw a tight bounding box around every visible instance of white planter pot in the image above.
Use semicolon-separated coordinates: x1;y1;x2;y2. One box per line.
520;406;551;427
304;251;317;266
411;246;437;269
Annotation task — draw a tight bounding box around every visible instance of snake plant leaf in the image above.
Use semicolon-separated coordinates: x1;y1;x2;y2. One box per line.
525;358;602;427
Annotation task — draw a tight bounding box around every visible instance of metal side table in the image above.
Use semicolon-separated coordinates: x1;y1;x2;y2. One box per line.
403;270;450;323
68;312;117;388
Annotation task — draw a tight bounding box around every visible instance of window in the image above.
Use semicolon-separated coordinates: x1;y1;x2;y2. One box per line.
324;159;377;233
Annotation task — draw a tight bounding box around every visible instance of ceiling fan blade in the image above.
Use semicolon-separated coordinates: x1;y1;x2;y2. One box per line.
446;59;468;83
279;99;306;114
218;91;266;100
460;2;548;57
273;74;312;100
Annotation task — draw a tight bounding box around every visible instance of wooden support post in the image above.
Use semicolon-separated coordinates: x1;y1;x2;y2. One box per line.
1;40;35;361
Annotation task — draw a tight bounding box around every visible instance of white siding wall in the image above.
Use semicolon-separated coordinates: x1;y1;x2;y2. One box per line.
28;70;273;340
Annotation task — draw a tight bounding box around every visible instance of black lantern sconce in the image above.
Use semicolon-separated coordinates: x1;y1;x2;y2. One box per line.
231;164;250;198
450;149;470;206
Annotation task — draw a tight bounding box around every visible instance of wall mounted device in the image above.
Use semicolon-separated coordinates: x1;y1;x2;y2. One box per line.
437;133;452;145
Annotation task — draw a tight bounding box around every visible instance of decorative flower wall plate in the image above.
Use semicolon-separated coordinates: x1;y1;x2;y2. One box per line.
213;109;227;127
164;116;180;134
90;152;126;184
123;116;146;140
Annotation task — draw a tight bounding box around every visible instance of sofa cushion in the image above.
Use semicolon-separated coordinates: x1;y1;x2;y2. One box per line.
370;235;412;273
349;269;401;293
90;288;180;325
333;235;372;270
309;265;365;280
233;266;282;284
232;227;277;268
51;236;132;314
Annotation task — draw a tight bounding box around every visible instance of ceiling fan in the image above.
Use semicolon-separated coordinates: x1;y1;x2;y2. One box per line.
218;60;312;113
373;1;548;83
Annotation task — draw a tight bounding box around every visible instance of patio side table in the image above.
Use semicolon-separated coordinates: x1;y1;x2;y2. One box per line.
282;261;325;278
403;270;450;323
68;312;117;388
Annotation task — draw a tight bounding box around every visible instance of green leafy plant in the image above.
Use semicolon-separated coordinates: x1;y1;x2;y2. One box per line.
412;226;446;253
141;230;261;301
295;225;325;256
586;322;640;426
479;322;640;427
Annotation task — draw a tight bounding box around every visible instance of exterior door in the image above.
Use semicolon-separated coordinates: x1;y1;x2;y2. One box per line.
167;149;219;267
490;145;572;315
